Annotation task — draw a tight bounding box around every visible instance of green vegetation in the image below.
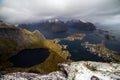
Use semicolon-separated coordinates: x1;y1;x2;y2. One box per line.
68;33;86;38
0;24;69;74
64;33;86;41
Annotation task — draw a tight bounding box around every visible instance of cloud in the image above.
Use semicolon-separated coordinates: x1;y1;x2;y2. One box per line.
0;0;120;25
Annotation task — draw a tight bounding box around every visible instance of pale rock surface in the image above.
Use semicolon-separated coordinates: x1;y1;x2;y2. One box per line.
0;71;66;80
1;61;120;80
61;61;120;80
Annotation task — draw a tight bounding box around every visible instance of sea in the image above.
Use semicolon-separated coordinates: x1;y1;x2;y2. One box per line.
19;25;120;62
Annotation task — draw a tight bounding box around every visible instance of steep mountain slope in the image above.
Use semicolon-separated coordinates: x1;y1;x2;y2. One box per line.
0;23;45;54
66;20;96;31
0;23;69;74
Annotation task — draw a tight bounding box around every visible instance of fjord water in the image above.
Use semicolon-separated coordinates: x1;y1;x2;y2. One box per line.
96;25;120;55
19;24;120;62
59;40;108;62
51;28;120;61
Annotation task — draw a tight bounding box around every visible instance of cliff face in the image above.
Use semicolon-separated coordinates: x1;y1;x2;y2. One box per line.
1;61;120;80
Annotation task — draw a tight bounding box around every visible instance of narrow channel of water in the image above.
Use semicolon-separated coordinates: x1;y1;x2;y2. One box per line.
59;40;108;62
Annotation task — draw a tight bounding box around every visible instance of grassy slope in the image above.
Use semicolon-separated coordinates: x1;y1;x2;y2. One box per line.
0;25;69;74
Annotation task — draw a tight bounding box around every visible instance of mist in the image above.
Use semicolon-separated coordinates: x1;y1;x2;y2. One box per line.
0;0;120;26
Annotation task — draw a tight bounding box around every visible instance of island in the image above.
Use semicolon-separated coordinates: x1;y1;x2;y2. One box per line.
64;33;86;41
81;42;120;62
52;33;86;44
105;34;116;40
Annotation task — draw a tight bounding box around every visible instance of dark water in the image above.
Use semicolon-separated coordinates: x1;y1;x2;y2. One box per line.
9;48;50;67
19;25;120;61
59;40;108;62
58;31;120;61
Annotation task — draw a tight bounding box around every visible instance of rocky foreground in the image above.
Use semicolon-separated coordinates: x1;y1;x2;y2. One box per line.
1;61;120;80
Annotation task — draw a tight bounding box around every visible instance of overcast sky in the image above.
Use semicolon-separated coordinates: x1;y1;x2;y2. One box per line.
0;0;120;25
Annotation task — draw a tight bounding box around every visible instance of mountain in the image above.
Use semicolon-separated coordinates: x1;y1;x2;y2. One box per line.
41;19;68;33
0;23;45;54
0;23;69;74
19;19;96;34
66;19;96;31
19;19;68;33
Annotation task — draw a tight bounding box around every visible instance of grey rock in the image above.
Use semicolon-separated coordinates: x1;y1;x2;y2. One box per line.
0;71;66;80
1;61;120;80
60;61;120;80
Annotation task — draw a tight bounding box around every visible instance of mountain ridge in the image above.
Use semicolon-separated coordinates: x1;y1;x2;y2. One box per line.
0;23;70;74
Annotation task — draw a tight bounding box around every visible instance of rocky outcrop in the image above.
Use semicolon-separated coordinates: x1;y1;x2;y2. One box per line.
0;71;66;80
61;61;120;80
1;61;120;80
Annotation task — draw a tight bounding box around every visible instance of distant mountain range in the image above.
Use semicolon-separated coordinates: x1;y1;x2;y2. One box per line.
19;19;96;33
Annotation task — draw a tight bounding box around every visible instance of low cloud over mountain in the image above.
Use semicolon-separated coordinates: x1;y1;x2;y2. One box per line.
0;0;120;26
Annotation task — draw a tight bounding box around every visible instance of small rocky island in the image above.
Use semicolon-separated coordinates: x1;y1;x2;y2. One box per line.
105;34;116;40
53;33;86;44
64;33;86;41
81;42;120;62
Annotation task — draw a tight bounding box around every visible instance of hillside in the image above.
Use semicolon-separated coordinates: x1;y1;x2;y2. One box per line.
0;23;70;74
